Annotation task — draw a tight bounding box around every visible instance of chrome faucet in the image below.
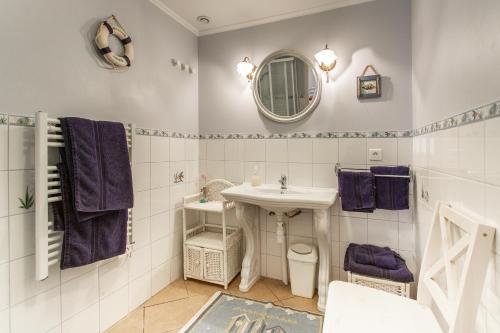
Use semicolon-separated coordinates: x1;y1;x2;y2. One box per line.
278;174;287;193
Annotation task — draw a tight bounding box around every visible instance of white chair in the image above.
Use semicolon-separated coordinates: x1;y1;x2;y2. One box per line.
323;202;495;333
182;179;242;289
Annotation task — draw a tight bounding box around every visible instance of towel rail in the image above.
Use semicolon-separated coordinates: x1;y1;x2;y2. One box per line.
334;163;412;179
35;111;136;281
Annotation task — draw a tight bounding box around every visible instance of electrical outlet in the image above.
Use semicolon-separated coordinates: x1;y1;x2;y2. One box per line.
368;148;383;161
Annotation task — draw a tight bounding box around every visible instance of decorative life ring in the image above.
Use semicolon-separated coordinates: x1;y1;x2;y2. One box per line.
95;15;134;68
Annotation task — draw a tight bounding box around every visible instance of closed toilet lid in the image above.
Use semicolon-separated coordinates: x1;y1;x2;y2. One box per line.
291;243;313;255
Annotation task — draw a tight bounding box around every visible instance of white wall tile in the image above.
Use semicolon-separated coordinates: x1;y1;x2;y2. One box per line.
0;126;7;171
98;257;129;299
265;162;288;184
397;137;413;165
129;245;151;281
8;170;35;215
199;140;207;160
152;236;171;269
185;160;199;182
170;255;183;281
244;162;265;182
0;218;6;264
61;269;98;321
171;231;183;257
339;216;367;243
367;138;397;165
133;163;150;192
206;160;225;180
129;272;151;309
266;139;287;162
428;128;459;174
150;211;170;242
133;217;150;249
170;138;185;161
225;139;244;161
339;138;367;165
8;126;35;170
185;139;199;161
151;262;170;295
10;286;61;333
289;212;313;237
312;164;337;188
367;220;398;249
61;302;99;333
150;136;169;162
133;190;150;221
134;135;150;164
288;139;312;163
150;162;169;188
151;187;170;215
313;139;338;164
288;163;312;187
485;185;500;253
266;232;281;257
266;255;282;280
99;286;128;332
0;172;7;217
485;117;500;186
244;139;265;162
0;308;9;333
225;161;244;183
458;121;485;180
61;263;98;284
398;222;414;251
0;263;8;311
206;140;225;161
169;184;185;210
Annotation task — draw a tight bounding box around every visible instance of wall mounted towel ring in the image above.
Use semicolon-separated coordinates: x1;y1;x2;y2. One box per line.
95;15;134;68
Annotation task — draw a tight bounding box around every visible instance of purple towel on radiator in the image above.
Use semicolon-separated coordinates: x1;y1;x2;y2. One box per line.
370;166;410;210
344;244;414;283
53;117;133;269
338;171;376;212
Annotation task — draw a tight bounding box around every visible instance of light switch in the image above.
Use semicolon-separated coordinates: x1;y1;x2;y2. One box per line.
368;148;383;161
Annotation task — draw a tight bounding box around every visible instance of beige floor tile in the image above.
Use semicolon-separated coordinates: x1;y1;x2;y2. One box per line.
262;277;294;300
228;279;278;303
145;279;189;307
144;297;197;333
105;307;144;333
185;279;224;297
280;294;321;315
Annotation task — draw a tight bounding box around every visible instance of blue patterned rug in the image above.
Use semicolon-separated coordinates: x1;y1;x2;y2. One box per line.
180;292;323;333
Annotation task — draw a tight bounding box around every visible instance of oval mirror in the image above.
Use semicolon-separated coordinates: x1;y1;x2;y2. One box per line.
253;50;321;123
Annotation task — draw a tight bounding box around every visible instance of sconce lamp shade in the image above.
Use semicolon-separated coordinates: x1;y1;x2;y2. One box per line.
315;44;337;72
237;57;256;81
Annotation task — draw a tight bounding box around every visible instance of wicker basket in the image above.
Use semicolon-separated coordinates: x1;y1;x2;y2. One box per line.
347;272;410;297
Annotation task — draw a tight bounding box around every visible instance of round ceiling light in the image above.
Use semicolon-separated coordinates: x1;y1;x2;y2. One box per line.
196;16;211;24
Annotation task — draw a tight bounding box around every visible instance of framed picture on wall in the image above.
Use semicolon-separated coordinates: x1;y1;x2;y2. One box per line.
357;65;381;99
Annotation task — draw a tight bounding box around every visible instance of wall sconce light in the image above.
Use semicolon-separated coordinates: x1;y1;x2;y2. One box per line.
314;44;337;82
237;57;256;81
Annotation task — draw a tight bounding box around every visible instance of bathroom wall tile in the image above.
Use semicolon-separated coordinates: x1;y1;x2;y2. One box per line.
398;222;414;251
129;272;151;309
331;241;340;267
260;254;267;276
199;140;207;160
170;255;183;280
339;138;367;165
133;217;150;249
152;236;171;269
0;125;7;171
61;263;98;284
8;169;35;215
8;125;35;170
458;121;485;180
186;160;199;182
397;137;413;165
10;286;61;333
98;257;129;299
150;211;170;242
61;302;99;333
206;160;225;180
0;218;8;264
288;163;312;187
428;128;459;174
0;171;7;217
485;117;500;186
484;185;500;253
150;136;169;162
99;286;129;332
225;161;244;183
133;190;150;221
150;162;170;188
451;177;486;222
367;220;398;249
266;139;287;162
266;232;281;257
398;197;413;223
288;138;312;163
265;162;288;184
413;135;429;168
0;308;8;333
170;184;186;210
185;139;199;161
9;212;35;260
170;208;183;234
313;138;338;164
172;231;183;257
244;162;265;182
61;269;98;321
367;138;397;165
368;209;398;222
266;255;282;280
129;245;152;281
151;186;170;215
225;139;244;161
244;139;265;161
260;229;267;254
331;215;340;242
312;164;337;188
134;135;150;164
206;140;225;161
339;216;367;243
133;163;150;192
151;262;171;295
0;263;8;310
170;138;185;161
169;161;185;186
289;212;313;237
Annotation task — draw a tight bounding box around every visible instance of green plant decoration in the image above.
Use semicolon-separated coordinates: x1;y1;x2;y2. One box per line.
18;186;34;210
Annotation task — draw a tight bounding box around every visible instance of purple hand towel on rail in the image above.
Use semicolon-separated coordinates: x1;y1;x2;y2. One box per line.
53;117;133;269
344;243;414;283
338;171;376;213
370;166;410;210
353;245;398;270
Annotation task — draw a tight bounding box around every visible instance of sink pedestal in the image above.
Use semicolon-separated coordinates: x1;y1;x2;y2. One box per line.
236;202;259;292
313;209;330;312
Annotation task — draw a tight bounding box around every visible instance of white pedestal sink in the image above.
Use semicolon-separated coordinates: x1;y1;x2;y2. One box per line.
221;183;338;312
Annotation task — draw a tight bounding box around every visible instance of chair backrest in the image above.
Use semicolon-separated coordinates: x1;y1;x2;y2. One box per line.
417;202;495;333
204;179;235;202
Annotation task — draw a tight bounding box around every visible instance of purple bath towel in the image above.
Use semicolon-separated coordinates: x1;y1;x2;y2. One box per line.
344;243;414;283
53;117;133;269
353;245;398;270
370;166;410;210
338;171;376;212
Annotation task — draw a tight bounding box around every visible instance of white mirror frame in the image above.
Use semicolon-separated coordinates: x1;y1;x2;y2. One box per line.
252;49;322;123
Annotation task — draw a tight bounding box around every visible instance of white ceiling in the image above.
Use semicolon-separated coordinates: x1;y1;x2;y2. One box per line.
150;0;374;36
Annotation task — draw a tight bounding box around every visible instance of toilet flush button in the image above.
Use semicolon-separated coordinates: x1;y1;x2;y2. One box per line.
369;148;383;161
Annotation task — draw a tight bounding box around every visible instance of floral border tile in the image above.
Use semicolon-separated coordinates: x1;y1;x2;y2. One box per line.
9;115;35;127
0;114;7;125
